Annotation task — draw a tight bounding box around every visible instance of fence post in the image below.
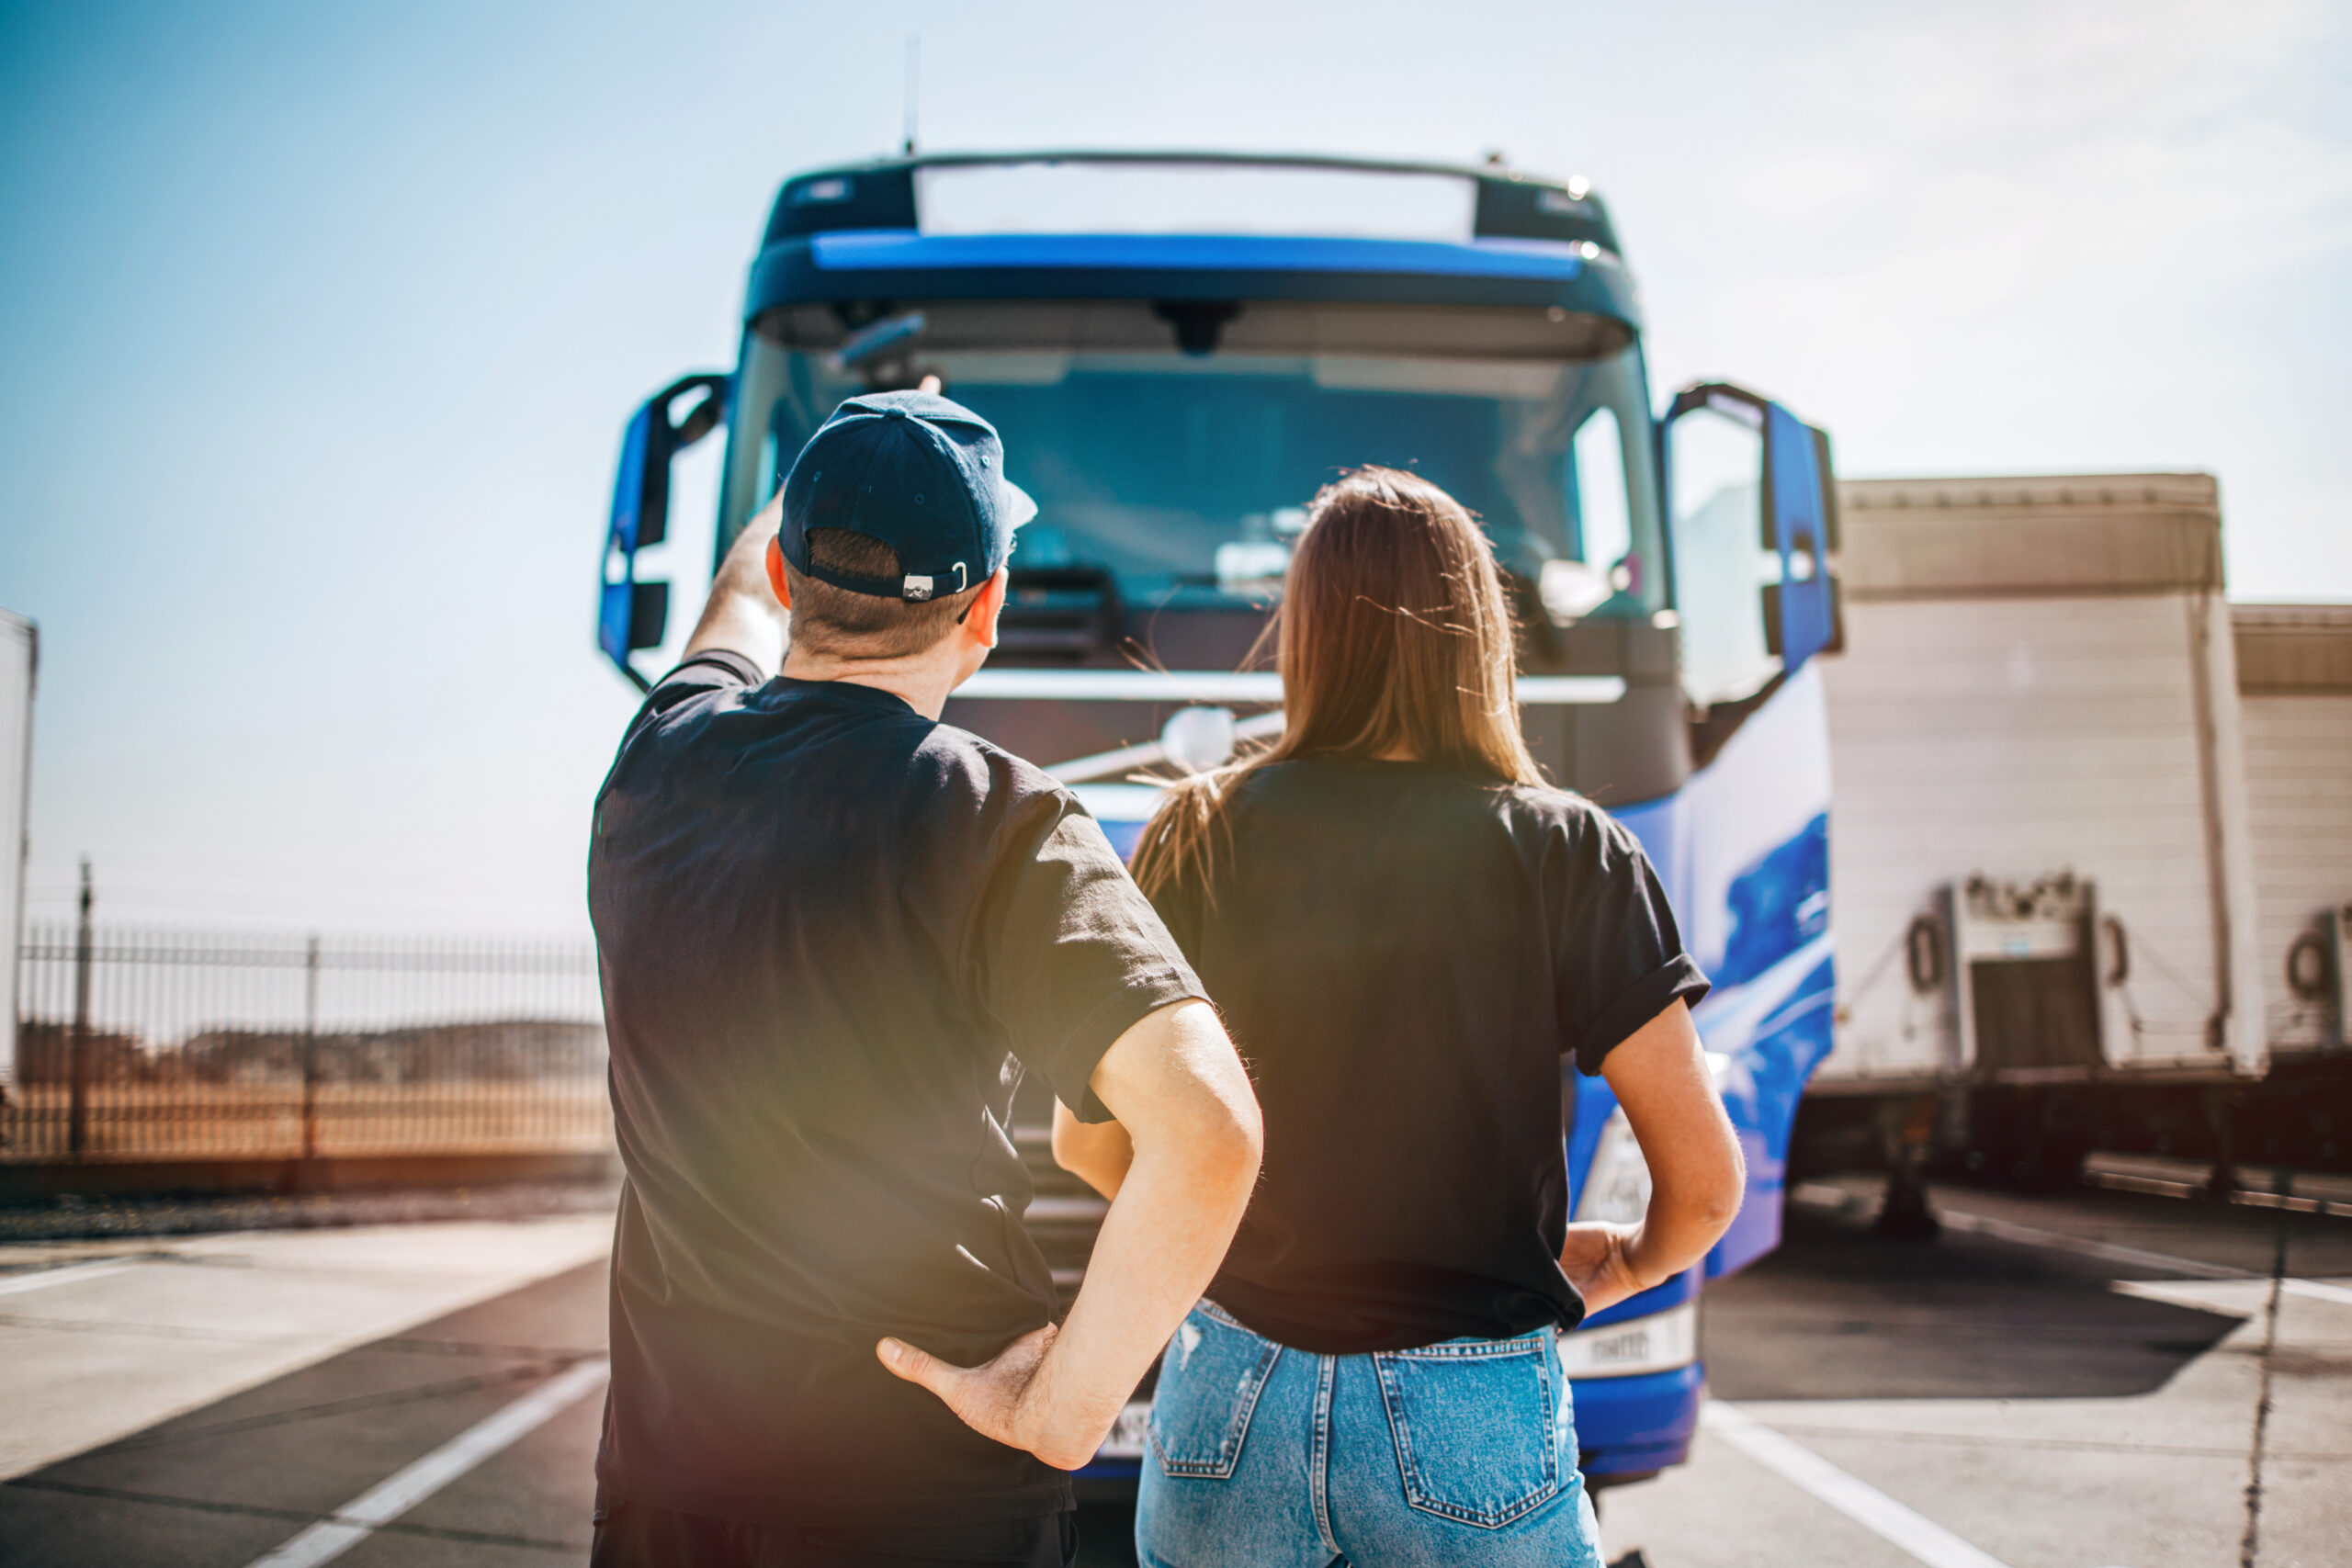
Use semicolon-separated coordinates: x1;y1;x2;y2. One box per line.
67;859;91;1159
300;932;320;1161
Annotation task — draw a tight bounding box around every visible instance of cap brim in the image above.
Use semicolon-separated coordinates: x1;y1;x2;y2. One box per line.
1001;478;1039;530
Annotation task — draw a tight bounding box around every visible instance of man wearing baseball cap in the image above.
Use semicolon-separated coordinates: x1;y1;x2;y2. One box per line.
587;389;1261;1567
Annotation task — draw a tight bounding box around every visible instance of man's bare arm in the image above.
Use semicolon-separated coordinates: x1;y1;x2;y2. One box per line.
1052;1100;1133;1200
1556;999;1746;1314
679;496;787;674
878;999;1261;1469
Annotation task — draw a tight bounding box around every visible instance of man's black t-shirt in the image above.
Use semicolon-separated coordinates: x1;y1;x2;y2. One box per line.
1148;758;1708;1355
587;652;1204;1527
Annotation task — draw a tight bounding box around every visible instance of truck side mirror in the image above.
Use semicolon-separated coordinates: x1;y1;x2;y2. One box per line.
1758;398;1840;666
599;373;730;690
1811;423;1845;656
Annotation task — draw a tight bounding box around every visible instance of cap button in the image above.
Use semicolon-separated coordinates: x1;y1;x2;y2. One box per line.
882;406;909;421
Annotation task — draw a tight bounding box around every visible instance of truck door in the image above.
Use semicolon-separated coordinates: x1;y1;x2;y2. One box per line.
1655;382;1841;1276
1659;381;1841;706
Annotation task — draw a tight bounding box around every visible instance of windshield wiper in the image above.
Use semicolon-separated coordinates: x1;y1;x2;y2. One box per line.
829;310;930;370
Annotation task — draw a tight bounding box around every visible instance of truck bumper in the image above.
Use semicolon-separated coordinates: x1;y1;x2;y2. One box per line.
1573;1361;1706;1483
1074;1359;1708;1495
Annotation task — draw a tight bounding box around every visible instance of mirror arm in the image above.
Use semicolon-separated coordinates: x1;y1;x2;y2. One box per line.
598;372;732;689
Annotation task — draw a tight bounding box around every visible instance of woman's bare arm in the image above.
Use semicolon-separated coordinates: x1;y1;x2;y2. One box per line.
1053;1100;1135;1200
1557;998;1745;1314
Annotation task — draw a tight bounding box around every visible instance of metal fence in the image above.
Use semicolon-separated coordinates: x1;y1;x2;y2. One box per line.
3;922;611;1164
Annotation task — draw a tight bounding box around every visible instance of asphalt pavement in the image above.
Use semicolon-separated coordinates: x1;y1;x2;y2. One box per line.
0;1180;2343;1568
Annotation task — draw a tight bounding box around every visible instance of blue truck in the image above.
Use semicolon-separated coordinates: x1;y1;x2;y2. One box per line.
597;152;1842;1490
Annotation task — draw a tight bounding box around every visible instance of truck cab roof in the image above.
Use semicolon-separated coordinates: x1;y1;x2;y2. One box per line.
743;151;1639;329
763;150;1623;251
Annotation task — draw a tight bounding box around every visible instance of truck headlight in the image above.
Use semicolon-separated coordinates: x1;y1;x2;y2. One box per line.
1559;1301;1698;1378
1575;1107;1652;1224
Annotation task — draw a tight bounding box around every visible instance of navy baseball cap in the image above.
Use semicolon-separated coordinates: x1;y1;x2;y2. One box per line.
778;389;1036;602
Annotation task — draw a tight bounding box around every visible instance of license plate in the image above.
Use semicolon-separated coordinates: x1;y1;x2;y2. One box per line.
1096;1400;1153;1460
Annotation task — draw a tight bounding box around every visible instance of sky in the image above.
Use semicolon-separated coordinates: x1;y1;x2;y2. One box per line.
0;0;2346;936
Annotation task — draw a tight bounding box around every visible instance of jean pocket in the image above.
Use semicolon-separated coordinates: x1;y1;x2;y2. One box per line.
1147;1303;1282;1480
1372;1331;1562;1529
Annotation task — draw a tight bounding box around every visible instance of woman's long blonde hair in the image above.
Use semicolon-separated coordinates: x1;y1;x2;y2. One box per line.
1129;466;1544;901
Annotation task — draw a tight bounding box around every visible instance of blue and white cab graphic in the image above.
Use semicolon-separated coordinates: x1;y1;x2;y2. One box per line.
1613;666;1837;1275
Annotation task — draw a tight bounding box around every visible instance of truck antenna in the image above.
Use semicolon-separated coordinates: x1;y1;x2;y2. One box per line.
902;33;920;156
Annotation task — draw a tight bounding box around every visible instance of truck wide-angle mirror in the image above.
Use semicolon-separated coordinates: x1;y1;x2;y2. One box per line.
1759;398;1839;666
1661;382;1840;713
598;372;730;691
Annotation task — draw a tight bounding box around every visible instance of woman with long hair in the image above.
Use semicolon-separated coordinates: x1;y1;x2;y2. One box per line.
1056;468;1745;1567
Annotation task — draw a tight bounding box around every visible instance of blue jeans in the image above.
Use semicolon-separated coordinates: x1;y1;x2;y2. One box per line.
1135;1303;1605;1568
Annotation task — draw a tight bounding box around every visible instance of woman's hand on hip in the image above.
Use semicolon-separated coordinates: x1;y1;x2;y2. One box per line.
1558;1220;1646;1315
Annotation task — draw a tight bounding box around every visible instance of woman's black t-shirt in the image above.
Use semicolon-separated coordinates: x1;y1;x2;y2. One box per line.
1148;758;1709;1354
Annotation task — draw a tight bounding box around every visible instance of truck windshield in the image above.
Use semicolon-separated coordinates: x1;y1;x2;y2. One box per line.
723;311;1663;617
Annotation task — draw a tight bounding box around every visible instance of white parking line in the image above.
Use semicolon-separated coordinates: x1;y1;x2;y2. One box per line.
1931;1210;2249;1279
1702;1403;2014;1568
1933;1209;2352;1306
0;1258;145;1296
1791;1187;2352;1307
242;1357;609;1568
2284;1277;2352;1308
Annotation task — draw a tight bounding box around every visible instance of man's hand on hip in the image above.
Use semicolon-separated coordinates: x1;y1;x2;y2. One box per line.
876;999;1261;1470
876;1325;1092;1468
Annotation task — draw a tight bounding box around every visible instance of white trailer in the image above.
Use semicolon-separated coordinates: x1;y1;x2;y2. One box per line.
1803;475;2346;1201
0;610;32;1087
2234;605;2352;1056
